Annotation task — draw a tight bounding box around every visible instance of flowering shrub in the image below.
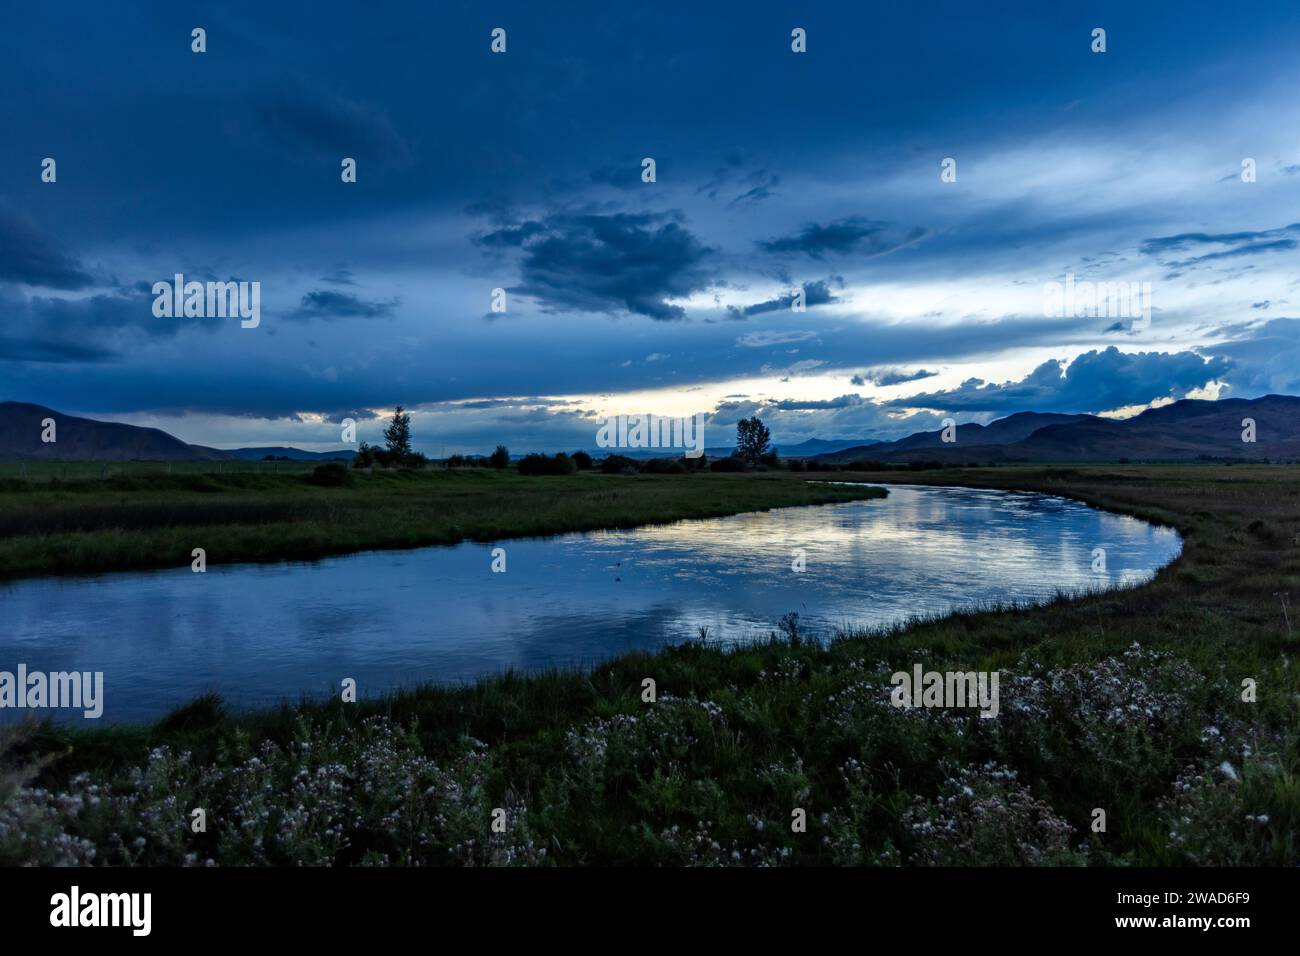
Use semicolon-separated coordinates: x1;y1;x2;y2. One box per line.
899;762;1082;866
985;643;1211;808
1156;722;1294;865
1;642;1292;867
0;717;543;866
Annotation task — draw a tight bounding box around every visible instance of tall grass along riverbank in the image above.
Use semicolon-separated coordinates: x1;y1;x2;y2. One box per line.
0;468;884;580
1;464;1297;866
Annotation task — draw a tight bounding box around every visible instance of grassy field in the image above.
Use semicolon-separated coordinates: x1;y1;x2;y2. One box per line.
0;467;884;580
0;459;319;482
2;463;1297;866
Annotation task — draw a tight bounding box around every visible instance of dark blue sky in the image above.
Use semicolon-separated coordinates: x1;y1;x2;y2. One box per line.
3;1;1299;452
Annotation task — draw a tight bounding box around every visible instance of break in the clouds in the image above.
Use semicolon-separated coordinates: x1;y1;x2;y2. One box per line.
4;1;1300;452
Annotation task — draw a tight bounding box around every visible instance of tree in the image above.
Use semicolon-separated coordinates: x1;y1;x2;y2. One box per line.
736;416;771;466
352;441;376;468
517;452;577;476
489;445;510;469
600;454;640;474
383;406;413;461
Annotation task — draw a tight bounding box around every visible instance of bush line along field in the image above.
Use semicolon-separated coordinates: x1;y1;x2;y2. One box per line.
1;463;1297;866
0;468;884;580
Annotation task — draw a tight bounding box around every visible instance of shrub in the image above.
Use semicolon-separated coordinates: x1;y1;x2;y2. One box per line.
643;457;689;474
0;717;545;866
599;455;641;474
352;442;376;468
899;763;1082;866
489;446;510;470
709;455;748;473
571;451;593;470
307;462;354;487
0;725;56;809
517;453;578;476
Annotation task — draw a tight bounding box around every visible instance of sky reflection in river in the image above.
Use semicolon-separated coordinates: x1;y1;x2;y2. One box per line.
0;484;1181;721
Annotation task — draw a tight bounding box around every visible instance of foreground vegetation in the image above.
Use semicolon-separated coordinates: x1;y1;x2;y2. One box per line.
2;464;1297;866
0;468;883;580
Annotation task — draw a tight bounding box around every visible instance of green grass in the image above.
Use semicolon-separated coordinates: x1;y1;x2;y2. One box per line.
2;463;1298;866
0;467;884;580
0;458;318;482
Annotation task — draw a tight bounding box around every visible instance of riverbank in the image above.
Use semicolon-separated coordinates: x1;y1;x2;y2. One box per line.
0;469;885;580
2;464;1296;866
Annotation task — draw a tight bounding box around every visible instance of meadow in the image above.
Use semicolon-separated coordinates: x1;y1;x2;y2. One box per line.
0;466;884;580
1;463;1297;866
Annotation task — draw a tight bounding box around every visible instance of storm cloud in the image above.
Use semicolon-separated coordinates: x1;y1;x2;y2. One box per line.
758;218;925;260
479;211;717;320
890;348;1233;414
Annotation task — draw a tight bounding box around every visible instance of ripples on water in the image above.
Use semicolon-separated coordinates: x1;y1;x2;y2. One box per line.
1;484;1182;721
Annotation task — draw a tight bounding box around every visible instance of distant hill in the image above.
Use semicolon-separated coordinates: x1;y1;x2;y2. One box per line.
6;396;1296;466
777;437;880;457
228;447;356;462
823;412;1095;461
818;396;1300;464
600;438;878;460
0;402;231;462
613;445;738;460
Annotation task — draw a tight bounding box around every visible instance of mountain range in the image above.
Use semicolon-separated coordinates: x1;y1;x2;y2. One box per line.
777;437;881;457
614;437;878;460
816;396;1300;464
0;403;352;462
227;447;355;462
2;396;1297;464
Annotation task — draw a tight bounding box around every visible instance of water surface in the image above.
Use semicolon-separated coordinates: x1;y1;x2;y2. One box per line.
0;484;1181;722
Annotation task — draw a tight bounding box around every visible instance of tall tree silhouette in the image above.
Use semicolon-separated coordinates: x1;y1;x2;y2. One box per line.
736;416;771;466
384;406;413;461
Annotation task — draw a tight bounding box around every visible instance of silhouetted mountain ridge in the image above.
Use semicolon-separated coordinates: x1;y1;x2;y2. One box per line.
3;397;1298;464
819;396;1300;463
0;402;230;462
778;437;881;456
229;447;356;461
